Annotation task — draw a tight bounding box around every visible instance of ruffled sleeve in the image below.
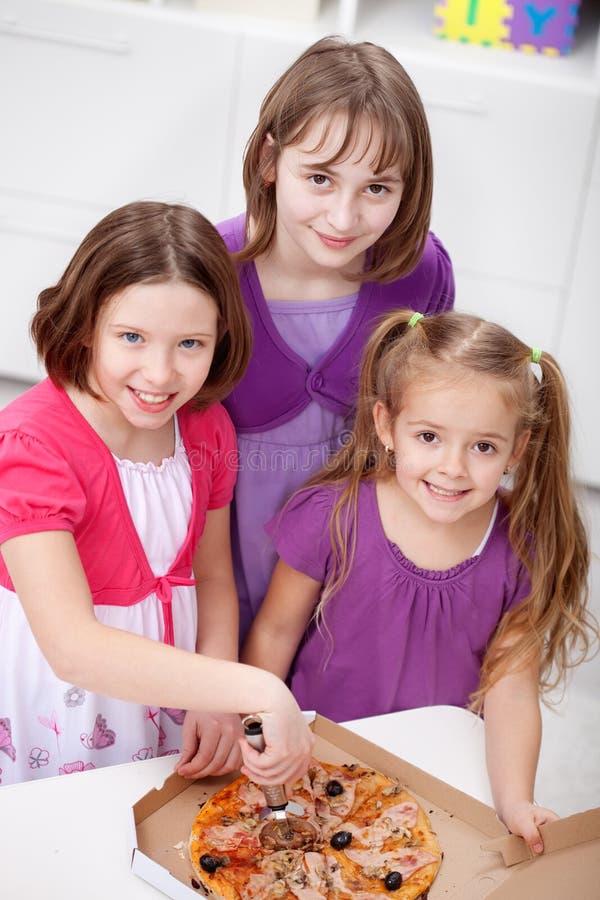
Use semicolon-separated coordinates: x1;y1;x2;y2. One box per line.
265;485;338;584
205;403;238;509
0;430;86;543
182;403;238;511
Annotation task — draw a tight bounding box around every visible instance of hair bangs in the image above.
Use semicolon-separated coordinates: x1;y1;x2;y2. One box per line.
287;104;409;178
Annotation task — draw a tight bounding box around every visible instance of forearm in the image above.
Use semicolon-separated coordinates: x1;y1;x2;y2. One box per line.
195;573;239;661
60;617;288;716
484;667;541;821
241;620;295;681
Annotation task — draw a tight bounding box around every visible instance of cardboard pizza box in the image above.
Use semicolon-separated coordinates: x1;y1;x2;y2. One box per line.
130;715;600;900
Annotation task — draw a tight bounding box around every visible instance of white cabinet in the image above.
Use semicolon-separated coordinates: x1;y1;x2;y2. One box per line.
1;0;599;485
557;132;600;487
0;0;239;380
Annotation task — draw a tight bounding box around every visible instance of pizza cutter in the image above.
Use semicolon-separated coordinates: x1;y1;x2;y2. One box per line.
242;715;317;850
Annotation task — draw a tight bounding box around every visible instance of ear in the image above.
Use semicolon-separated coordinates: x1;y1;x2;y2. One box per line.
508;430;531;469
260;132;276;183
373;401;393;450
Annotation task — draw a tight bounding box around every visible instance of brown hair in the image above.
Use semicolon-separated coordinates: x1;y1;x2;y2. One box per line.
238;35;433;283
31;201;252;408
303;309;596;705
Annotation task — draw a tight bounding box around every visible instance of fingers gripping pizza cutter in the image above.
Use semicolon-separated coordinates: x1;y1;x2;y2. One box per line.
242;715;317;850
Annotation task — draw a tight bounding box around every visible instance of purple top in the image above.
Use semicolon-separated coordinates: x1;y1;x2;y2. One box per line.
266;480;529;722
218;212;455;641
232;297;357;641
219;214;455;431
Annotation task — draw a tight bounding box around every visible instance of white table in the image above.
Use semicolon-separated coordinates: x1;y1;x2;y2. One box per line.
0;706;489;899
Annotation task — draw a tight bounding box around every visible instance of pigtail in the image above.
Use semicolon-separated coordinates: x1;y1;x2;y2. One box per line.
305;309;419;626
473;351;596;709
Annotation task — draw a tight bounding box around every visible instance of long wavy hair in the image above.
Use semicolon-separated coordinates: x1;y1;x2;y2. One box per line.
302;309;596;707
237;35;433;284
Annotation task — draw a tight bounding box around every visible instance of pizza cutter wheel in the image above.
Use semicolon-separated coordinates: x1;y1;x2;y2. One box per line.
242;715;318;850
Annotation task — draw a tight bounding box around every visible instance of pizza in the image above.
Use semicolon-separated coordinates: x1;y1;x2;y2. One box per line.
188;759;442;899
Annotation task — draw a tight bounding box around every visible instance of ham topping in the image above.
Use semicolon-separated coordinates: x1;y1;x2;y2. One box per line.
345;801;419;847
344;846;439;878
204;823;261;851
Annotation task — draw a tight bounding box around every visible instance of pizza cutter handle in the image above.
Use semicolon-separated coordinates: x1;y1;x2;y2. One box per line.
242;715;288;810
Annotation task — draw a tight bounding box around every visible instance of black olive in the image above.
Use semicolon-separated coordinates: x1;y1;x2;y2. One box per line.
330;830;352;849
384;871;403;891
199;854;222;873
326;779;344;797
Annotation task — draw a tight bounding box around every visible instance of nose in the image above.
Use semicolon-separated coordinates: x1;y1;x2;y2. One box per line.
326;191;359;233
437;445;467;479
142;346;175;388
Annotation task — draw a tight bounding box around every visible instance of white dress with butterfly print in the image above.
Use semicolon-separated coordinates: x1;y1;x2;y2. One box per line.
0;418;196;785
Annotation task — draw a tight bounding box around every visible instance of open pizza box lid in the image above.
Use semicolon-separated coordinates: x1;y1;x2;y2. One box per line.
130;715;600;900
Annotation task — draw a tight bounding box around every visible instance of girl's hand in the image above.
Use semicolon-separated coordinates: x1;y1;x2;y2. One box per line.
176;711;243;779
501;800;559;854
238;705;314;786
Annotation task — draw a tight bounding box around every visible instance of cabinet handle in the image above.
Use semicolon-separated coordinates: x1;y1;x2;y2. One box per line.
0;217;82;246
0;16;130;54
422;95;487;116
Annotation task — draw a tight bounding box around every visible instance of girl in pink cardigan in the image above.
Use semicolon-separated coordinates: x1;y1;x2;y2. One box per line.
0;201;313;786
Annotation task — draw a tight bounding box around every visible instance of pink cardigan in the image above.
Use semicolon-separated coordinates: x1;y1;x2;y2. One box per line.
0;380;237;644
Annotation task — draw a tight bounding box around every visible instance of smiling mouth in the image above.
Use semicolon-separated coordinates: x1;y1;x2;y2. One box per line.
315;231;356;248
131;388;172;405
425;482;468;498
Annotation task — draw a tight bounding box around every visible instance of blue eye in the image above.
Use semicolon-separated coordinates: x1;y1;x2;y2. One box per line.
122;332;141;344
180;338;199;349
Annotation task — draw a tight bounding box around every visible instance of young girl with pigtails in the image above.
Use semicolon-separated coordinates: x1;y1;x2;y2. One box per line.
242;308;598;855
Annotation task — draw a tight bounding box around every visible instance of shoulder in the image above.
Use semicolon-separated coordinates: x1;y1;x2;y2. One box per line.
0;379;60;435
483;495;530;589
372;231;454;314
178;402;236;451
0;380;89;458
217;213;247;253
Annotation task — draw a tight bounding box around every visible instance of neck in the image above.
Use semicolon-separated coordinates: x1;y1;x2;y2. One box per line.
256;243;364;302
66;386;175;464
375;477;497;571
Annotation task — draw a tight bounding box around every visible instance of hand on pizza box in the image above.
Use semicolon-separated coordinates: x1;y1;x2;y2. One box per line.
176;711;244;779
238;708;315;786
501;799;560;855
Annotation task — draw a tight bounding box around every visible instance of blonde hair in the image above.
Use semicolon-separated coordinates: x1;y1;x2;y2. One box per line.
303;309;596;706
237;36;432;283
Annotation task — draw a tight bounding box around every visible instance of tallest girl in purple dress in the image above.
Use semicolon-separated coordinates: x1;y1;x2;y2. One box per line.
218;37;455;641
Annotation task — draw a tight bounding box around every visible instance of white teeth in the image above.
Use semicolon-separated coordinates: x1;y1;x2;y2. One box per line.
428;483;463;497
134;390;170;404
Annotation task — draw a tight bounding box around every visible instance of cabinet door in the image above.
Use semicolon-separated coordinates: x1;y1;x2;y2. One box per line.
557;139;600;488
0;0;238;380
223;33;310;218
404;60;596;291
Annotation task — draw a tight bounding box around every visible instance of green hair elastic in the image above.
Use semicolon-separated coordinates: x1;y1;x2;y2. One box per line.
407;312;424;328
531;346;542;364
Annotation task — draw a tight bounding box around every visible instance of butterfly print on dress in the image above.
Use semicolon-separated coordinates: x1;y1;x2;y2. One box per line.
0;718;16;762
80;714;116;750
162;707;186;725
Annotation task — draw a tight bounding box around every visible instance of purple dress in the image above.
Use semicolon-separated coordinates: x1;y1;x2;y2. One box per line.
233;295;357;642
266;480;530;722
